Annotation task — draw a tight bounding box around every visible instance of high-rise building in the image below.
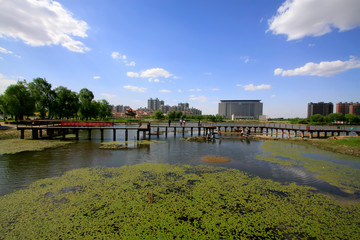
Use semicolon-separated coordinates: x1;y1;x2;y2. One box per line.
218;100;263;119
307;102;333;118
336;102;360;115
148;98;164;111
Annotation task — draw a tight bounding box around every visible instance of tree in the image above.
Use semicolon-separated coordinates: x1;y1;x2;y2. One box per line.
325;113;345;123
175;110;183;119
54;86;79;119
153;109;164;120
215;114;223;122
345;113;360;125
79;88;94;120
308;114;324;123
28;78;55;119
1;81;35;120
96;100;112;120
167;110;176;120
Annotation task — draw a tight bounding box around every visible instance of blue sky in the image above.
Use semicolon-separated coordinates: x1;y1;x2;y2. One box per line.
0;0;359;118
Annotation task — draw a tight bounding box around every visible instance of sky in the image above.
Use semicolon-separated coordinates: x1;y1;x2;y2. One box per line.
0;0;359;118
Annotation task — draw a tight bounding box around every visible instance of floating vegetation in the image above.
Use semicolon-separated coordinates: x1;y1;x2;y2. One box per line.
99;140;164;150
202;155;231;163
1;163;360;239
0;139;73;155
184;136;207;142
257;141;360;194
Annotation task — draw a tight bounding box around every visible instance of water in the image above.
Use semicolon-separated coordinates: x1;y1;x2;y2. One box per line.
0;129;359;197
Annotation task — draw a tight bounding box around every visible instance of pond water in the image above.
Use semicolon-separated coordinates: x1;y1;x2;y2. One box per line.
1;129;360;197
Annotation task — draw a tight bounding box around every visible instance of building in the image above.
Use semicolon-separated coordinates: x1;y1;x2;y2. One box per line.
336;102;360;115
307;102;333;118
218;100;263;119
147;98;164;111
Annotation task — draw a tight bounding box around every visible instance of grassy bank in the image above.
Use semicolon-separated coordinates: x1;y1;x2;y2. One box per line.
1;163;359;239
0;127;73;154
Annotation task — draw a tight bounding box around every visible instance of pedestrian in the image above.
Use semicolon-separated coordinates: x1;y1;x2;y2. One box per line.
218;130;221;137
168;119;171;127
183;120;186;126
180;119;182;126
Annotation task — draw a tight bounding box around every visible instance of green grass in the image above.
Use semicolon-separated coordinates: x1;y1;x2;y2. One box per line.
0;139;73;154
1;163;360;239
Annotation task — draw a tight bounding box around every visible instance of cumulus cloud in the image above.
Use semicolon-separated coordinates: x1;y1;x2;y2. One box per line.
127;72;140;78
268;0;360;40
123;85;147;93
126;68;174;81
93;76;101;80
274;56;360;77
111;51;136;66
0;0;89;53
237;84;272;91
0;74;17;94
159;89;171;93
189;95;208;102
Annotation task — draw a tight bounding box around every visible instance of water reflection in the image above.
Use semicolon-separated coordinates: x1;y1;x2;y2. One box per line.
0;129;358;197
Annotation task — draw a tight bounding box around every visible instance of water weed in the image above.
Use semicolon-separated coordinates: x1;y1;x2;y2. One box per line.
1;163;359;239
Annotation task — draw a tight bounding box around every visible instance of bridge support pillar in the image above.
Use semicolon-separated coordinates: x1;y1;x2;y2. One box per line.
224;126;227;132
182;127;185;137
88;129;91;140
165;127;168;137
39;129;43;138
62;129;66;139
75;129;79;140
287;130;290;139
100;129;104;141
113;129;116;141
157;127;160;137
174;127;176;136
198;127;201;136
125;129;128;141
231;127;233;132
137;130;140;140
32;129;38;139
21;129;25;139
191;127;193;136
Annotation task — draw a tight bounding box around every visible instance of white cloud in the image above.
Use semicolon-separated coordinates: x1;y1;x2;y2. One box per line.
0;0;89;53
240;56;250;63
159;89;171;93
127;68;174;80
111;52;120;59
123;85;147;93
0;47;12;54
189;95;208;102
126;61;136;66
127;72;140;78
112;51;136;66
189;88;201;92
101;93;116;99
140;68;172;78
93;76;101;80
211;88;220;91
274;56;360;77
268;0;360;40
0;74;17;94
237;84;272;91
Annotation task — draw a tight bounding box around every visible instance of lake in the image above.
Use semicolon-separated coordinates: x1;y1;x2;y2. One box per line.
1;128;360;197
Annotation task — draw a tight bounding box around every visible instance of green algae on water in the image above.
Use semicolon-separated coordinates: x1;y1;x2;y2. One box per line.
257;141;360;194
0;139;73;155
1;163;360;239
99;140;165;150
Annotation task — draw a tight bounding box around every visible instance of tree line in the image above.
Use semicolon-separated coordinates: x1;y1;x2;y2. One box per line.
0;78;112;121
288;113;360;125
153;109;224;122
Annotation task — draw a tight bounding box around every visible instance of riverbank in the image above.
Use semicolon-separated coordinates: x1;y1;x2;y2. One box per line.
0;127;73;154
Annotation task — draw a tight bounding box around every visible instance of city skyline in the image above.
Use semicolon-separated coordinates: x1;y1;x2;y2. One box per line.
1;0;359;118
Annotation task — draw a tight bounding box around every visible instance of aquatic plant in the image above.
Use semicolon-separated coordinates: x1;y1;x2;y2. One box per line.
0;139;73;154
257;141;360;194
202;155;231;163
1;163;359;239
99;140;164;150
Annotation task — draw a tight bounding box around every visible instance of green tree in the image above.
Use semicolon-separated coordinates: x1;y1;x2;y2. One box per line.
308;114;324;123
1;81;35;120
96;99;112;120
154;109;164;120
345;113;360;124
215;114;223;122
175;110;182;119
28;78;55;119
324;113;345;123
167;110;176;120
54;86;79;119
79;88;94;120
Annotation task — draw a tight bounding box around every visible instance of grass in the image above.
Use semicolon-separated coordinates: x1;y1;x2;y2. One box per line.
0;139;73;155
1;163;359;239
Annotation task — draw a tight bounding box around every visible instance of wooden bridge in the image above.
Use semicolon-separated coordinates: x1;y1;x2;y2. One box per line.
16;121;360;141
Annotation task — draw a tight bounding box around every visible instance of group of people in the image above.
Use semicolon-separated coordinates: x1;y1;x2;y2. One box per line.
239;127;251;137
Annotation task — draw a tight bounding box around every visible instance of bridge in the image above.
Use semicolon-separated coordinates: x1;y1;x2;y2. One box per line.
16;120;360;141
